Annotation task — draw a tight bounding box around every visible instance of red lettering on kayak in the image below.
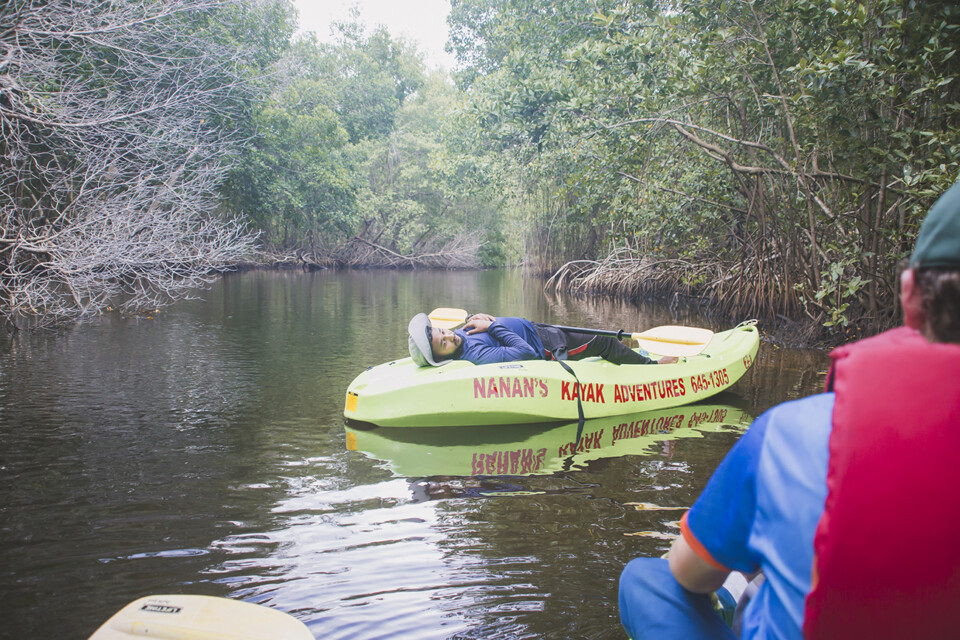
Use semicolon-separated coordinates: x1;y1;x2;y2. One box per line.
690;369;730;394
690;374;707;394
561;382;606;403
524;378;535;397
611;379;691;404
474;376;551;400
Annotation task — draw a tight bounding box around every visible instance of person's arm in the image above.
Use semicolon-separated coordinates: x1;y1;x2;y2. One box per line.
461;318;540;364
669;524;731;593
666;412;772;592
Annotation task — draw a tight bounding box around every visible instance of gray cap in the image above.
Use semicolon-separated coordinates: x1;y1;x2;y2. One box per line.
911;181;960;269
407;313;448;367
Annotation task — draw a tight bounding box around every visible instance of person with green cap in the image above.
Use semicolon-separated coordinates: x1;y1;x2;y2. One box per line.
618;182;960;640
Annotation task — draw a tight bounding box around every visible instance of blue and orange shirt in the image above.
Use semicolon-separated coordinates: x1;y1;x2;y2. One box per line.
681;393;834;640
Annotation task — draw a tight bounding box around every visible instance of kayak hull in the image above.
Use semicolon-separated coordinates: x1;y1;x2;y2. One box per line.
344;323;759;427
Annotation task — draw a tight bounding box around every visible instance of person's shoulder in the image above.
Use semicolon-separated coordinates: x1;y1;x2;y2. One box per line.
736;393;834;454
763;392;835;424
754;393;834;461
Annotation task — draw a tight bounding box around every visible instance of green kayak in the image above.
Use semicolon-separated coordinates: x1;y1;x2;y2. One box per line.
344;321;759;428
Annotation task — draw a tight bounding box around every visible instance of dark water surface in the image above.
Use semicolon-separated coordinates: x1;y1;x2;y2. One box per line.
0;269;828;639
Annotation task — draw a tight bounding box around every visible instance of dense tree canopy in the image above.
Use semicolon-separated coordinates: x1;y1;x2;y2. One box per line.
3;0;957;337
220;20;501;266
448;0;960;337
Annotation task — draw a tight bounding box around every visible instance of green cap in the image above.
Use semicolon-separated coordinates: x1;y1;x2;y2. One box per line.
911;182;960;269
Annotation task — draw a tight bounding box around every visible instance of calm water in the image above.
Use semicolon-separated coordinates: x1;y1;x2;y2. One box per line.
0;269;828;639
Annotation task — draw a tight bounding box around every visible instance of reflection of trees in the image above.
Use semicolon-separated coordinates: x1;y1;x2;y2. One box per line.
538;286;710;337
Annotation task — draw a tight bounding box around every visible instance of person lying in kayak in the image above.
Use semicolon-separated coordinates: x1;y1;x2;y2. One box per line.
407;312;677;367
618;182;960;639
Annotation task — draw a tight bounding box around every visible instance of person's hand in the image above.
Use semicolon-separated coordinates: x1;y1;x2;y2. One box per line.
464;313;495;334
466;313;495;324
657;356;679;364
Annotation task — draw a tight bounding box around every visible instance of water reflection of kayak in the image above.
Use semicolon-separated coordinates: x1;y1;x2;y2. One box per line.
345;402;753;478
344;323;759;427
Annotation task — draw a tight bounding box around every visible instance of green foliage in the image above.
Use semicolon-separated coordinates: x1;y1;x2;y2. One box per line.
357;71;515;263
448;0;960;334
478;229;509;267
229;77;357;249
221;19;430;251
324;25;426;143
217;0;958;333
218;14;513;265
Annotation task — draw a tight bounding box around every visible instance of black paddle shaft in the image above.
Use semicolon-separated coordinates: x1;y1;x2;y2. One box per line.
551;324;629;341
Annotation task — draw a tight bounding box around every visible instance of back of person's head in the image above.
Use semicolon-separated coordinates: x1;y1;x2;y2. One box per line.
910;181;960;343
914;269;960;343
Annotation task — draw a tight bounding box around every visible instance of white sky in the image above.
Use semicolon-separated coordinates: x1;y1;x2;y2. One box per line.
291;0;456;72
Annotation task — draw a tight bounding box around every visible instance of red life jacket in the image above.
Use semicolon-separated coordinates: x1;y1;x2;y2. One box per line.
804;327;960;639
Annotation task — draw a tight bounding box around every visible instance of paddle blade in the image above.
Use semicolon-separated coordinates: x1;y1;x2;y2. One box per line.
428;307;469;329
88;595;313;640
632;325;714;358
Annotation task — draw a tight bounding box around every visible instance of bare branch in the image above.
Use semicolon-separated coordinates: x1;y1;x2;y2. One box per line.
1;0;261;327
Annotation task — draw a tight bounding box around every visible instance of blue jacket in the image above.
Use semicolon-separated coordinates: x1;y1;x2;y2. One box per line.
453;317;545;365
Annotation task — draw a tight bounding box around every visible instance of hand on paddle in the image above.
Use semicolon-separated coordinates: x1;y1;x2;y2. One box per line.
463;313;496;334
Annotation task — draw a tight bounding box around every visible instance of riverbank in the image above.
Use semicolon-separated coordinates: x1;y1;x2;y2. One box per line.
241;236;484;271
543;257;898;350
